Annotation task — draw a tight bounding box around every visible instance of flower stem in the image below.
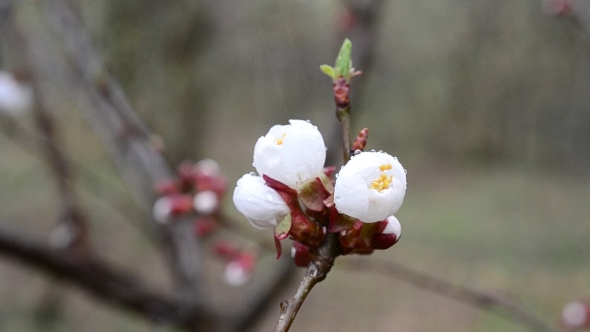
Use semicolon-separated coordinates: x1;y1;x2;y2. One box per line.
337;105;352;161
334;77;352;161
273;233;339;332
273;263;323;332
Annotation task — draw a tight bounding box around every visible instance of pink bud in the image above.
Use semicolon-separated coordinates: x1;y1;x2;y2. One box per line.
152;195;193;224
224;252;256;287
213;241;240;259
194;217;217;237
562;300;590;330
154;179;180;195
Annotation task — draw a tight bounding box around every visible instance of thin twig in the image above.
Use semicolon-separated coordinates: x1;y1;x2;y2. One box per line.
342;258;557;332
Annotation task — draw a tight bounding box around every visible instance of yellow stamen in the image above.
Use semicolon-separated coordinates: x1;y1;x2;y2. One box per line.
379;163;392;171
275;133;287;145
370;170;394;192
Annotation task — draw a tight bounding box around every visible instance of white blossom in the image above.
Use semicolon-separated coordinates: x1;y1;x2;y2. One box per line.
0;71;32;116
253;119;326;189
233;173;290;229
334;151;406;223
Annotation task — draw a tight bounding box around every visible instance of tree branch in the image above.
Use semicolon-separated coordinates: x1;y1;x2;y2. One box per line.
342;258;557;332
0;229;209;330
34;0;207;313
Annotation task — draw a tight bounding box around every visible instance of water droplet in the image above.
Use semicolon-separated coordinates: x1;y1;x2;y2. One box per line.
354;149;361;155
335;173;339;178
370;149;376;152
404;169;407;174
252;163;256;167
335;195;341;200
378;150;383;153
305;119;311;123
393;157;398;161
249;172;256;176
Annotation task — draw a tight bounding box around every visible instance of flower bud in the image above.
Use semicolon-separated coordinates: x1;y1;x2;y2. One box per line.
233;173;290;229
371;215;401;250
253;119;326;189
224;252;256;287
152;195;193;224
193;191;219;214
562;301;590;330
194;217;217;237
334;151;406;223
0;71;32;116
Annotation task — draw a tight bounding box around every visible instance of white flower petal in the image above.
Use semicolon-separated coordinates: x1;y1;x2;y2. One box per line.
253;119;325;188
233;173;290;229
334;151;406;222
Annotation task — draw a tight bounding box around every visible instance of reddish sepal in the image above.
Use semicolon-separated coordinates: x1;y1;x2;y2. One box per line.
273;234;283;260
292;242;315;267
298;177;331;213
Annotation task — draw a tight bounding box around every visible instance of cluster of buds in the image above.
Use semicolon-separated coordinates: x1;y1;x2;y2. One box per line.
562;300;590;330
0;70;32;116
153;159;226;237
153;159;261;286
233;119;406;264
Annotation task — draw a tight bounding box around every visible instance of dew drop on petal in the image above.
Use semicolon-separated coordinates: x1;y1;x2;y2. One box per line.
335;173;339;178
404;169;407;174
305;119;311;123
249;172;256;176
354;149;362;155
252;163;256;167
378;150;383;153
335;195;341;200
393;157;398;161
370;149;376;152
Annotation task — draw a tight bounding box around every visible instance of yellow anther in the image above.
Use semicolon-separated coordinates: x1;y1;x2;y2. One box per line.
370;174;394;192
275;133;287;145
379;163;392;171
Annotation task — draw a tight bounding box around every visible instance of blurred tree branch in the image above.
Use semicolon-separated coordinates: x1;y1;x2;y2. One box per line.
342;258;557;332
0;229;211;330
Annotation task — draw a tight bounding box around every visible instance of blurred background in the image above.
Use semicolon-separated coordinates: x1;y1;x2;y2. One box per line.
1;0;590;331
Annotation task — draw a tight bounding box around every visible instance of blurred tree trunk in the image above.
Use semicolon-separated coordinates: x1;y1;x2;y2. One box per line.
102;0;211;163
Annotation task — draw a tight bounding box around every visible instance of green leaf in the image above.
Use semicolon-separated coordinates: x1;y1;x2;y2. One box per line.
320;64;335;79
335;38;352;80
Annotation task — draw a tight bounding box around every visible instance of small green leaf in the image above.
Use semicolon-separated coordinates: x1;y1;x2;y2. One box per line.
335;38;352;80
320;64;335;78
